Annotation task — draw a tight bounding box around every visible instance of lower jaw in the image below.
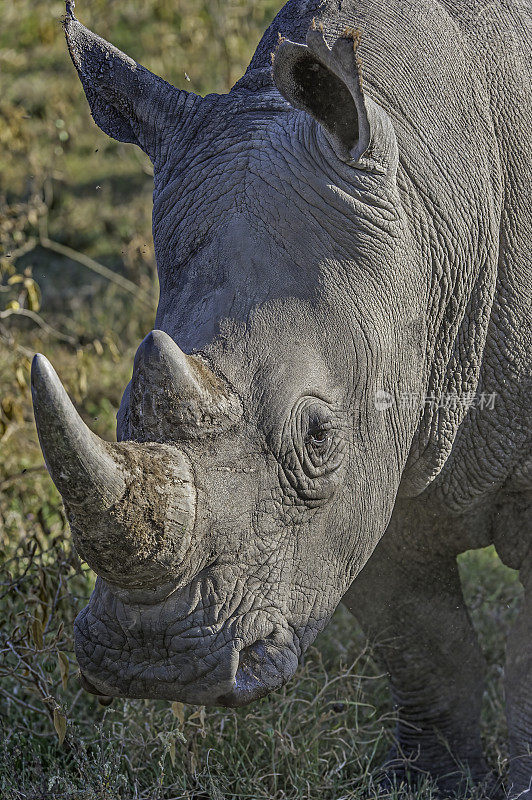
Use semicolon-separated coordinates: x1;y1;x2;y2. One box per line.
79;669;291;707
78;668;237;705
79;648;299;707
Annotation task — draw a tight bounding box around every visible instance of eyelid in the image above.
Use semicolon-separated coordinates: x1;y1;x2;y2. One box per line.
309;419;332;429
305;430;329;441
346;155;387;175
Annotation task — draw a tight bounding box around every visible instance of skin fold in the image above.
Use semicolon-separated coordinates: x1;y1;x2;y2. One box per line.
32;1;531;796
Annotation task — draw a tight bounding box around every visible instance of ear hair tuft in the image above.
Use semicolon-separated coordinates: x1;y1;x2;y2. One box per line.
342;27;362;49
356;56;364;91
311;17;325;33
271;32;287;64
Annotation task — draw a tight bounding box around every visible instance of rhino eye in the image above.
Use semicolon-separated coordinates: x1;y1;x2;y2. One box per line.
303;407;339;470
308;427;329;445
305;422;332;458
279;398;346;506
305;403;334;442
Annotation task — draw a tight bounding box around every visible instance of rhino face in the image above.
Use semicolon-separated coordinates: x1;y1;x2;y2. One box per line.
32;8;426;705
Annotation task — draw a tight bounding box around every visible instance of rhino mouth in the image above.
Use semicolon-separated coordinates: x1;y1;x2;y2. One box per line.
74;578;301;706
218;637;299;707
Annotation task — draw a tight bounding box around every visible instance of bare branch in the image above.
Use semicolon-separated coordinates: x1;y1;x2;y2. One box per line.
2;236;38;262
0;307;77;344
39;237;154;309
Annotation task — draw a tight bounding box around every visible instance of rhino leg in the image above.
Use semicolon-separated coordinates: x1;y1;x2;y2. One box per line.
494;489;532;799
505;579;532;799
343;501;492;794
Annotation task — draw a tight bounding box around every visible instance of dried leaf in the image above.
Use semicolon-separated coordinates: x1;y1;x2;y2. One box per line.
77;366;88;397
15;366;26;389
188;706;206;736
53;708;67;746
25;279;41;311
1;396;23;422
169;739;176;767
171;701;185;724
57;651;69;690
31;618;43;650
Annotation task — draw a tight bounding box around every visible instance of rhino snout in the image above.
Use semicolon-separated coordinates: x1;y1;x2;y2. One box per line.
74;578;300;706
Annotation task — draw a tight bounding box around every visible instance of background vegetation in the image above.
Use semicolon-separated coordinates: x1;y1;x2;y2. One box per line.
0;1;523;797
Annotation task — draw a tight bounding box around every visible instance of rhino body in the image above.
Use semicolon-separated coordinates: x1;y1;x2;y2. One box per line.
32;0;531;795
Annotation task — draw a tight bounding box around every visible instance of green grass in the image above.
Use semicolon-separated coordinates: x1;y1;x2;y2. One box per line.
0;1;523;798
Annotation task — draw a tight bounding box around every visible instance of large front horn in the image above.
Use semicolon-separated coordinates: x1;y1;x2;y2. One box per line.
32;355;196;590
128;330;242;441
32;355;126;506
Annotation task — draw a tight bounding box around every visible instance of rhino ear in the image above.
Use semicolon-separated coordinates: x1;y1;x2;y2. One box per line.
64;2;195;161
273;24;390;170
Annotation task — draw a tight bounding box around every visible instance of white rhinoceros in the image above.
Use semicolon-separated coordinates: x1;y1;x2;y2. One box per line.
32;1;531;795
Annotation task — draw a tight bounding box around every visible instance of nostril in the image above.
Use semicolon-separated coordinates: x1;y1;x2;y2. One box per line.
239;640;266;665
237;629;278;667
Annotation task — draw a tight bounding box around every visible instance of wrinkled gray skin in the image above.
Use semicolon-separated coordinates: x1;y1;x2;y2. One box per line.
31;0;531;796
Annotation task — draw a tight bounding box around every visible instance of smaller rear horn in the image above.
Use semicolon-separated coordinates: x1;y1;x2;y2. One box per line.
128;330;242;441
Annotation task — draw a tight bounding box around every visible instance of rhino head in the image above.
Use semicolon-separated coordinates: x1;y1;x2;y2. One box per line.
32;5;427;706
